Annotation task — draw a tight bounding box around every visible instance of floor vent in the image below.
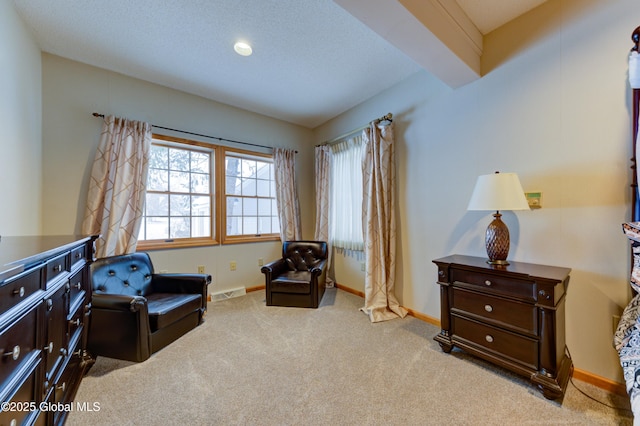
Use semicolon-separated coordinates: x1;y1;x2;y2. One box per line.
210;287;246;302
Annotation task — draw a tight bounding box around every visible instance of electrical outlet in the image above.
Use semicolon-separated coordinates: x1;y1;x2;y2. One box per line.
197;265;205;274
230;261;236;271
258;258;264;266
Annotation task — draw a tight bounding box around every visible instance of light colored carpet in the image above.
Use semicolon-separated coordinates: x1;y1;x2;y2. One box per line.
67;288;633;425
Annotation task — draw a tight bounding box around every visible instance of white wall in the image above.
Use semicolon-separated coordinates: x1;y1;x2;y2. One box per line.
315;0;633;384
0;0;42;235
41;54;315;295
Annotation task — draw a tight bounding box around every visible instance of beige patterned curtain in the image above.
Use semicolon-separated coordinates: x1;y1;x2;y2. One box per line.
274;148;302;241
82;115;152;258
314;145;334;287
360;121;407;322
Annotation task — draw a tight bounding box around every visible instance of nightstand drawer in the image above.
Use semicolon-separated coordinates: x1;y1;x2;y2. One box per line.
451;268;535;301
452;316;538;369
451;287;537;335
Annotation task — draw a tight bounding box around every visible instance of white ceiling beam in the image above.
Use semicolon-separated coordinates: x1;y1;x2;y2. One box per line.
333;0;482;88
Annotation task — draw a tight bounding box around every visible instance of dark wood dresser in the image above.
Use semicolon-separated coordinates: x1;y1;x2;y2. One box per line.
0;235;98;425
433;254;572;399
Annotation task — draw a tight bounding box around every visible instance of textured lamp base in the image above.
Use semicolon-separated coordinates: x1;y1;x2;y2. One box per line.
485;211;510;265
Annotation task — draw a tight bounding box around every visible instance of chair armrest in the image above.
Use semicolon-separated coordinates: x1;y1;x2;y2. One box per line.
151;273;211;294
89;294;151;362
91;293;147;312
151;273;211;313
261;258;288;275
310;259;327;275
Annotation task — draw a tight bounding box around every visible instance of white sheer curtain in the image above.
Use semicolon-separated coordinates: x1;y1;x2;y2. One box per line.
273;147;302;241
360;121;407;322
314;145;334;287
82;115;152;258
330;135;365;251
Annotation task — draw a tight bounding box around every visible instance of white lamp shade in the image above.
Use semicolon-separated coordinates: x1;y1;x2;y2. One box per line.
467;172;530;211
631;52;640;89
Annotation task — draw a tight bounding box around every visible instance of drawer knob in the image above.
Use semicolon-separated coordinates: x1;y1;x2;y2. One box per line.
74;282;82;290
484;280;492;286
53;264;62;272
4;345;20;361
484;304;493;313
13;287;25;297
45;342;54;353
485;335;494;343
70;318;81;327
10;419;17;426
57;382;66;392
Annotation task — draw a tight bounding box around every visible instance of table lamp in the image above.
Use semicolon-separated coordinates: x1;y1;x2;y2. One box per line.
467;171;530;265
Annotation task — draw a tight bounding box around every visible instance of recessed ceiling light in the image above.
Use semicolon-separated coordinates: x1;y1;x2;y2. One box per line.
234;42;253;56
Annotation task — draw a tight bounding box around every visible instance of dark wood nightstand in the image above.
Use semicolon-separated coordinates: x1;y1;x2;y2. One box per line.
433;254;572;399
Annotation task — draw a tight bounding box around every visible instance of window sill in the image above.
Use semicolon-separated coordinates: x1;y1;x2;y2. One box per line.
136;238;218;251
222;235;281;245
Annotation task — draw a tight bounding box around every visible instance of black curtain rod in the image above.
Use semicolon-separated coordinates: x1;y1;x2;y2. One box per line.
92;113;296;153
317;112;393;147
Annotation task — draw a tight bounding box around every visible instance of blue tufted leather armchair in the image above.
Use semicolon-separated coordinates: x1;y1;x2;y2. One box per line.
261;241;328;308
87;252;211;362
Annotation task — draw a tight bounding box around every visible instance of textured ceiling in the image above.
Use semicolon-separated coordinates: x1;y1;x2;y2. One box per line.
11;0;547;129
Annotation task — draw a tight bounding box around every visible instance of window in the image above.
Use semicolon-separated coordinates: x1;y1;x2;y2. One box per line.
223;149;280;243
138;138;214;249
330;135;365;251
137;135;279;250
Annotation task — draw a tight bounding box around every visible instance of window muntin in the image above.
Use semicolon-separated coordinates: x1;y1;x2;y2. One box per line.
137;137;280;250
224;151;280;240
138;140;215;248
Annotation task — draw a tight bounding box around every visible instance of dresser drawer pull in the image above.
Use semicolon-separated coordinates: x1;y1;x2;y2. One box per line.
10;419;17;426
485;335;494;343
3;345;20;361
484;304;493;313
484;280;492;286
75;252;82;259
57;382;66;392
52;264;62;273
12;287;25;297
70;318;81;327
74;282;82;290
45;342;54;353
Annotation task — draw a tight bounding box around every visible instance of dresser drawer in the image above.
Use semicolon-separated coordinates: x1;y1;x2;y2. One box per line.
0;364;39;426
70;245;88;271
451;287;537;335
67;303;84;348
452;316;538;369
0;306;40;387
451;268;535;301
0;269;41;317
45;253;69;288
68;268;87;311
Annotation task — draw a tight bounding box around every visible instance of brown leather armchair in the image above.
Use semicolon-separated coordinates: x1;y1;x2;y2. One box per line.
87;252;211;362
261;241;328;308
